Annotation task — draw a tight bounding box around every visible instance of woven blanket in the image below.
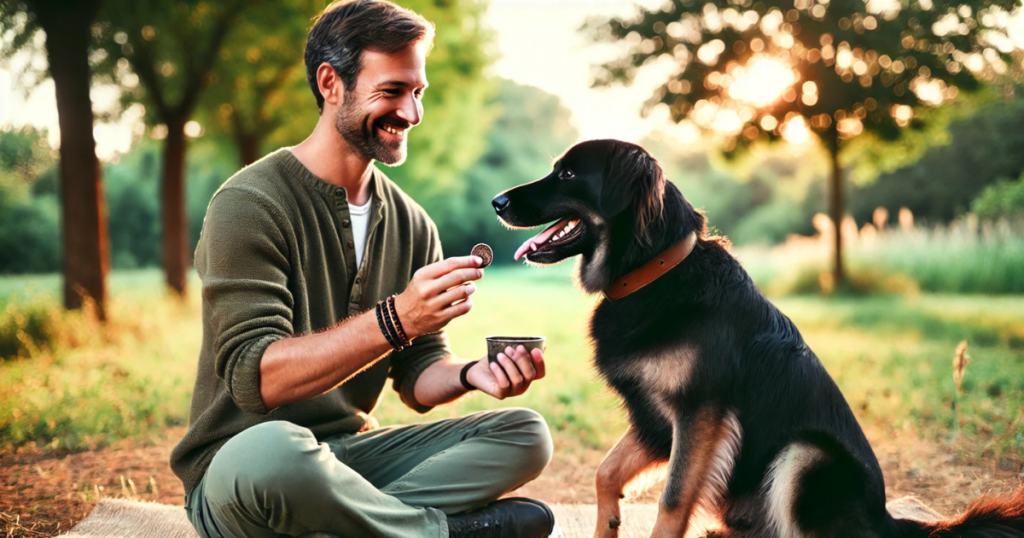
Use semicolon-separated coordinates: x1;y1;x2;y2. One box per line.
60;497;942;537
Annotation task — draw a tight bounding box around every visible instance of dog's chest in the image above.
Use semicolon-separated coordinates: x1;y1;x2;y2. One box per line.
599;346;699;421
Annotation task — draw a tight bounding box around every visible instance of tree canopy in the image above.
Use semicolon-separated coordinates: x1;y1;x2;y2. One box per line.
588;0;1023;283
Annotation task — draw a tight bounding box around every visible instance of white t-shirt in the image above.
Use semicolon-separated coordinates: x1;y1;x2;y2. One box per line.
349;198;372;268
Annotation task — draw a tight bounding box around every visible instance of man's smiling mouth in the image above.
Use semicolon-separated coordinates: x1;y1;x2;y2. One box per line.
378;123;406;138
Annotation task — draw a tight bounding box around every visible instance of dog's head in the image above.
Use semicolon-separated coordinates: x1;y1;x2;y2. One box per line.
493;139;699;293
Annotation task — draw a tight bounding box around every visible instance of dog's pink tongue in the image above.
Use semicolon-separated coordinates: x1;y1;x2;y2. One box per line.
514;218;569;261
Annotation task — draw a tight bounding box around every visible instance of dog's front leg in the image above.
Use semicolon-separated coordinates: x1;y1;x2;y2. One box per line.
594;427;667;538
650;406;726;538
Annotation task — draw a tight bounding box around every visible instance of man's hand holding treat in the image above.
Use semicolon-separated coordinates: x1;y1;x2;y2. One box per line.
394;255;484;338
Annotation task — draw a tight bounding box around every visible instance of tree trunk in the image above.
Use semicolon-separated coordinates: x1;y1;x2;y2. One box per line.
37;0;109;320
828;146;846;286
162;117;188;296
237;133;260;167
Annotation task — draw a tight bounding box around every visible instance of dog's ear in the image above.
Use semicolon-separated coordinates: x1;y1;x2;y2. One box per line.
601;144;666;246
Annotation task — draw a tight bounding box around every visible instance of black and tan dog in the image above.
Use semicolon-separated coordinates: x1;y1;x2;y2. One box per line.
492;139;1024;538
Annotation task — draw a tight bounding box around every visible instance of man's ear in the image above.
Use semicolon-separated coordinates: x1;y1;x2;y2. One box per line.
601;145;666;246
317;63;344;109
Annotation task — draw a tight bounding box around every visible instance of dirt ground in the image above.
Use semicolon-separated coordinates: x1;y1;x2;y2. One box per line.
1;425;1021;538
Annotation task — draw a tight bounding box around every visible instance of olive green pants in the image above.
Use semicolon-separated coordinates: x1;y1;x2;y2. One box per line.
184;408;553;538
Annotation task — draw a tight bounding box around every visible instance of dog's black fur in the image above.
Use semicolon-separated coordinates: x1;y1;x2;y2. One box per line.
493;139;1024;538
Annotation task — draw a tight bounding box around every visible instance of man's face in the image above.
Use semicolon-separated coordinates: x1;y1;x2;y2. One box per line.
334;45;427;166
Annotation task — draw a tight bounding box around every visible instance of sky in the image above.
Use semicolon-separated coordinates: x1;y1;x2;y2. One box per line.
485;0;691;143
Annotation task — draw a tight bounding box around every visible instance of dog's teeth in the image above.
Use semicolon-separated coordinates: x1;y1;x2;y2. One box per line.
530;243;537;252
558;232;565;238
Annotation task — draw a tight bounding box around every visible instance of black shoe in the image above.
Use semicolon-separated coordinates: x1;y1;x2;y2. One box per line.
447;497;556;538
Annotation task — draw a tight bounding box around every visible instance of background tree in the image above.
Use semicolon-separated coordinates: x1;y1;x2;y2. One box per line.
589;0;1022;285
851;84;1024;221
0;0;110;318
201;0;319;167
94;0;249;296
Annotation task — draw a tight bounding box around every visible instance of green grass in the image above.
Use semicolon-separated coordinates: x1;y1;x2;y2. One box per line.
1;265;1022;458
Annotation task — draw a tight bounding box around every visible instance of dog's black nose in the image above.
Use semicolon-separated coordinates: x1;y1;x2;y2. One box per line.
492;194;510;213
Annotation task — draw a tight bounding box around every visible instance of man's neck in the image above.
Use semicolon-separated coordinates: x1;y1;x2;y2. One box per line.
290;118;375;206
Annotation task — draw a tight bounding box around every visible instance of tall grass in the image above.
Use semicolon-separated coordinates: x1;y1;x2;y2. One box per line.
737;215;1024;295
0;270;199;449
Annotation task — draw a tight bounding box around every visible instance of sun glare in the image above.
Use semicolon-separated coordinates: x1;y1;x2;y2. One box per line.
781;115;811;144
727;57;797;107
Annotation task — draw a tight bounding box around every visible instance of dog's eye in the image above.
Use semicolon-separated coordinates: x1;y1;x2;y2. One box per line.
559;169;576;180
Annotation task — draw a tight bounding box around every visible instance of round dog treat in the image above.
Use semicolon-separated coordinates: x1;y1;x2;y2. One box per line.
471;243;493;268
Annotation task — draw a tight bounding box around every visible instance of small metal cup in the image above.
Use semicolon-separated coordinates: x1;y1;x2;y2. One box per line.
485;336;546;363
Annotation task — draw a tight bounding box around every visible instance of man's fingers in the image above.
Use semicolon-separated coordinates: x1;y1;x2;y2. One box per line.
530;348;546;380
489;360;510;393
440;296;473;319
511;345;537;381
416;256;482;281
498;352;524;386
436;281;476;306
433;267;484;294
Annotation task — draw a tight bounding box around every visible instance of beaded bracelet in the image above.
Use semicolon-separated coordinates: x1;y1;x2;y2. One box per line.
386;295;412;348
375;301;402;351
380;300;404;352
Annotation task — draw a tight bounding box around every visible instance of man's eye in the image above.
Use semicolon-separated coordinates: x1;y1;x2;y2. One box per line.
559;169;575;180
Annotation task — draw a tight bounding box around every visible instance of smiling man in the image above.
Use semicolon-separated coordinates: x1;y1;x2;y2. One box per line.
169;2;556;537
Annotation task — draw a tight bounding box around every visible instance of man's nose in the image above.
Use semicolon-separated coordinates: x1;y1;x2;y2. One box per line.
492;194;510;213
396;94;422;127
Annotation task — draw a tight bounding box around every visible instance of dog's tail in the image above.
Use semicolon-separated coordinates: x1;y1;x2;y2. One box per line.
890;487;1024;538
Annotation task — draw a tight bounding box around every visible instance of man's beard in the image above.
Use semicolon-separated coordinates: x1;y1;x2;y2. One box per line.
335;101;408;166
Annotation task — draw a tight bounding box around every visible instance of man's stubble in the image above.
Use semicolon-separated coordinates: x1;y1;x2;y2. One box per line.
335;96;407;166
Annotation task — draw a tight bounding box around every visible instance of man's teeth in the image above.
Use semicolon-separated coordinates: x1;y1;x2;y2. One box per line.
381;124;403;136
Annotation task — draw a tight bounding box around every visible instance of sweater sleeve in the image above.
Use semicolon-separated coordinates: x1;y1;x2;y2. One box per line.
389;219;454;413
196;187;294;416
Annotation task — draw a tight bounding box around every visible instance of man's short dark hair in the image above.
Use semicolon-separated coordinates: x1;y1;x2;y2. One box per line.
305;0;434;113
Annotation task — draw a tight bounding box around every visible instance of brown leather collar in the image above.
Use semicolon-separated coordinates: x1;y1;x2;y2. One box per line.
603;232;698;300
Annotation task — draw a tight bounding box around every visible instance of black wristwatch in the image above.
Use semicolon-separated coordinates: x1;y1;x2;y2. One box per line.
460;360;478;391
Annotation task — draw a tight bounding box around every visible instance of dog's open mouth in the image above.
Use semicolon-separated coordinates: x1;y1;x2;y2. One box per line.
513;217;585;261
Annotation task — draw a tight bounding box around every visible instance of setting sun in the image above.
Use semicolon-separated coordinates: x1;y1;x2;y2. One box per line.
727;56;797;107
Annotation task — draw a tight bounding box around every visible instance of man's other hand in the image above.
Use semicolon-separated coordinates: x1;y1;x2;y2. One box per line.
466;346;546;399
395;256;484;339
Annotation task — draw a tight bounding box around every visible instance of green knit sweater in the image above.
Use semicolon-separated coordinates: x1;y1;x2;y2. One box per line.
170;149;452;494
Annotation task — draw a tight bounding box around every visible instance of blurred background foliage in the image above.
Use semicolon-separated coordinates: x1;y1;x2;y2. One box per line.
2;78;1024;277
0;0;1022;283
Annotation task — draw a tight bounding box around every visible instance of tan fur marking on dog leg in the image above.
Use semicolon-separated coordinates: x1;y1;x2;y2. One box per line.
764;442;822;538
651;409;726;538
595;428;667;538
699;412;743;511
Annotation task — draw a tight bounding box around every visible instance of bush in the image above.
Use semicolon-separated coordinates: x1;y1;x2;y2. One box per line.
0;297;62;360
972;174;1024;221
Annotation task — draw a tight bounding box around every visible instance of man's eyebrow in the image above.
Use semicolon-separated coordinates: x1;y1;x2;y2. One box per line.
378;80;429;89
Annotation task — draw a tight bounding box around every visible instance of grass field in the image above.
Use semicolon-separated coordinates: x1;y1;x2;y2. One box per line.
1;263;1022;460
